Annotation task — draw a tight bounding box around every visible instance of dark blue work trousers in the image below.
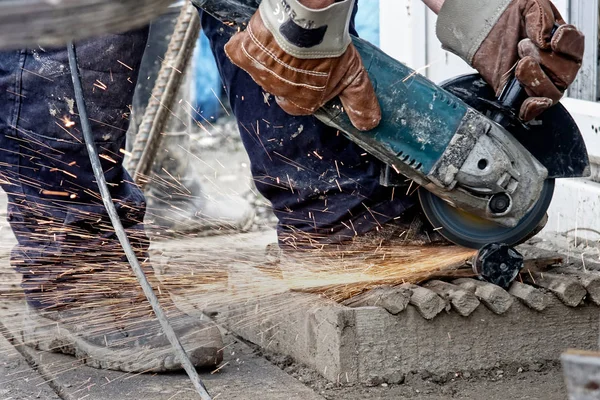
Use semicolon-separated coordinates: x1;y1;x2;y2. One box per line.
200;9;413;248
0;29;149;305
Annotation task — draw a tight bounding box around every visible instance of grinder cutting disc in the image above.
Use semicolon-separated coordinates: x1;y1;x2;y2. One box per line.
418;180;554;249
416;72;587;250
0;0;173;50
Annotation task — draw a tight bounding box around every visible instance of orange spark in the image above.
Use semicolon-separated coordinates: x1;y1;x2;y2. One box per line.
61;116;75;128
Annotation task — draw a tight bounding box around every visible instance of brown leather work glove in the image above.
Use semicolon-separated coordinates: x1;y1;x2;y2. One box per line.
224;0;381;131
437;0;584;121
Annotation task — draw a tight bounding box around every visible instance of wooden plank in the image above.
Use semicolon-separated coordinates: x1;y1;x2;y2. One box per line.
562;349;600;400
523;256;564;272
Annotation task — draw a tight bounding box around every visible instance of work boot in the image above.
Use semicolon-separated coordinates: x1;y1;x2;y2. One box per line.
145;190;255;239
22;292;223;373
142;131;255;239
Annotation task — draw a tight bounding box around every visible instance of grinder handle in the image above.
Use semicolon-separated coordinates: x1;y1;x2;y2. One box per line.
494;23;560;124
497;76;529;112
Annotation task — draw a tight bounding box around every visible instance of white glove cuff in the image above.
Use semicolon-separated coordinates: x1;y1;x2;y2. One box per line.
259;0;354;59
436;0;511;63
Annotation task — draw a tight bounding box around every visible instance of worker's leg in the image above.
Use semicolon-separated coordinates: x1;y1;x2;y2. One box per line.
0;29;222;371
200;9;415;248
0;30;150;306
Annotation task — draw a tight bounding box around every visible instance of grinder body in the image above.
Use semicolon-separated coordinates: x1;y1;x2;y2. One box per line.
196;0;590;246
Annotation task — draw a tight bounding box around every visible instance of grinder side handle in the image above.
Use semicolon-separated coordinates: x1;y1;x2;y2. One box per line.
493;23;561;126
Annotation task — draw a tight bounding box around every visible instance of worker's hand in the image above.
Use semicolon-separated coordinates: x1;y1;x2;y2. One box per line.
224;0;381;131
436;0;584;121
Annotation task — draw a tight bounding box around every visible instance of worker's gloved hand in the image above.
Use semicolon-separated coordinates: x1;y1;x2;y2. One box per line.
224;0;381;131
436;0;584;121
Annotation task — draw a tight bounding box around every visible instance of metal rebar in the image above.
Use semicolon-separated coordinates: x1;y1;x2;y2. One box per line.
128;1;201;186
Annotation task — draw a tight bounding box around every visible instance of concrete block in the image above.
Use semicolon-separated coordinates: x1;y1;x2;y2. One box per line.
523;272;587;307
216;292;358;383
217;289;600;384
352;297;598;383
423;280;480;316
453;278;514;314
509;281;549;311
343;285;411;315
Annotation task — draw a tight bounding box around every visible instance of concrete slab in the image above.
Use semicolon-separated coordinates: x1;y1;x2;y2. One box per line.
0;331;61;400
0;296;324;400
201;282;600;385
16;332;324;400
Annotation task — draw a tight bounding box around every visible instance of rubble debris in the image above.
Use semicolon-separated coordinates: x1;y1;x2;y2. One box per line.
424;280;480;317
553;269;600;306
453;278;514;314
523;272;587;307
401;284;446;320
342;285;412;315
509;281;548;311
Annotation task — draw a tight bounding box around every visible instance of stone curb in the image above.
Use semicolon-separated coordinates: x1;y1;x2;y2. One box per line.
207;269;600;384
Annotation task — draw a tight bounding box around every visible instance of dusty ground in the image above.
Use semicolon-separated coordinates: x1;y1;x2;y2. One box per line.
271;355;565;400
258;345;564;400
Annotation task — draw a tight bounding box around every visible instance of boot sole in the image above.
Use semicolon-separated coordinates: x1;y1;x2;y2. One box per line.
21;308;223;373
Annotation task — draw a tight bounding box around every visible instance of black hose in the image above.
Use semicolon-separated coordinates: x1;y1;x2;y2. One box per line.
67;41;212;400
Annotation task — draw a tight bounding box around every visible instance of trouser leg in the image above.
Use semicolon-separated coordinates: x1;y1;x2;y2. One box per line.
0;28;149;307
199;9;414;248
128;8;256;237
126;9;201;220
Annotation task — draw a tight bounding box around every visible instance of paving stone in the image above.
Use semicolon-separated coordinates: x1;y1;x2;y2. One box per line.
550;268;600;305
0;329;61;400
523;272;587;307
509;281;549;311
0;298;324;400
215;284;600;384
19;333;324;400
401;284;446;320
423;280;480;317
342;285;411;315
453;278;514;314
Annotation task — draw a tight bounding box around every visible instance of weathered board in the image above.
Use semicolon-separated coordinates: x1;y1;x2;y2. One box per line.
0;0;173;50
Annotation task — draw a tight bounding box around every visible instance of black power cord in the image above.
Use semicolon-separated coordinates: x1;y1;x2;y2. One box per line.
67;41;212;400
